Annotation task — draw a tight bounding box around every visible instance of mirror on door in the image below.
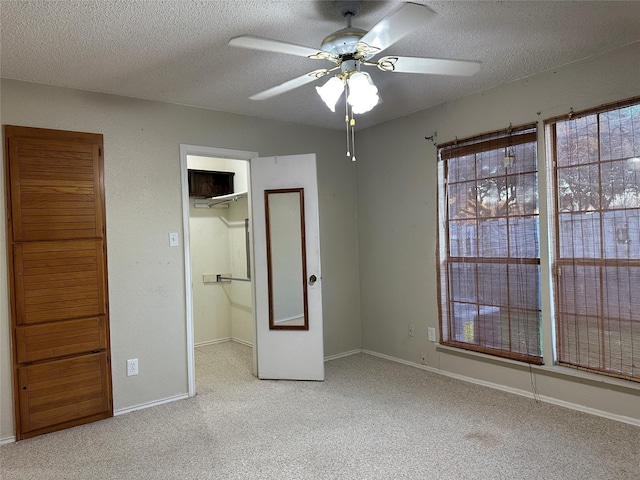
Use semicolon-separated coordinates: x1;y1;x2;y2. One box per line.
265;188;308;330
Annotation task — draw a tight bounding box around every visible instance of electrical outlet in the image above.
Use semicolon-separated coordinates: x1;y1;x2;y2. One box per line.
408;324;415;337
421;353;427;365
127;358;138;376
428;327;437;342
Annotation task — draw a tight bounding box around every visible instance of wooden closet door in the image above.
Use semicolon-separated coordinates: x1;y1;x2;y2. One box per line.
4;125;112;440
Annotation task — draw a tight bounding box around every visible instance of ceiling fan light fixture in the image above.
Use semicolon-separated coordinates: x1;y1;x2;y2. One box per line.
346;72;379;114
316;76;345;112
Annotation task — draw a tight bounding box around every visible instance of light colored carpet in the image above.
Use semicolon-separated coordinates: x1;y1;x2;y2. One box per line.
1;341;638;479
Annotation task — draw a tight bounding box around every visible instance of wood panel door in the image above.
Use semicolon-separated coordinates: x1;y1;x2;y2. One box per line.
4;125;112;440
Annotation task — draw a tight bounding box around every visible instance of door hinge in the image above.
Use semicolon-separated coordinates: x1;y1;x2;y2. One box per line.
99;147;102;157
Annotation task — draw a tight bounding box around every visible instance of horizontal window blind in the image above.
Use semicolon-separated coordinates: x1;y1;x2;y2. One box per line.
437;124;542;363
548;97;640;382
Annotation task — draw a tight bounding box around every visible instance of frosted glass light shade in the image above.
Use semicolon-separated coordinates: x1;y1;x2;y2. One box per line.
316;77;345;112
347;72;379;114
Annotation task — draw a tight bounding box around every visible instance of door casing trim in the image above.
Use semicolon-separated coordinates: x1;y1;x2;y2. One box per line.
179;144;258;396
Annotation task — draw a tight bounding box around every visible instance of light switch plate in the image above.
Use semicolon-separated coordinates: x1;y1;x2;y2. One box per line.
169;232;179;247
428;327;437;342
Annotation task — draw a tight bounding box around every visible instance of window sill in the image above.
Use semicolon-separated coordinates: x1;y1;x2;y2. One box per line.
436;343;640;394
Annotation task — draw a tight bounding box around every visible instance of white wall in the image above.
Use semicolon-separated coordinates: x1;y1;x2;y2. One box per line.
0;79;362;441
189;198;232;344
355;41;640;422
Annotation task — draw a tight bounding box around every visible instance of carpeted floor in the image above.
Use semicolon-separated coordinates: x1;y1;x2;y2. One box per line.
1;341;638;479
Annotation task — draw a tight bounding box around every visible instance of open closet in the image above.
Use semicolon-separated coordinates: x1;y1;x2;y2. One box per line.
187;155;253;381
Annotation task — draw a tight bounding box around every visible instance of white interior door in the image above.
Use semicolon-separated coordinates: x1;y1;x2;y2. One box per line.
250;154;324;380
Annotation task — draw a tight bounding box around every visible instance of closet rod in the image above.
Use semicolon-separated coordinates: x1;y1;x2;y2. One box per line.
216;274;251;283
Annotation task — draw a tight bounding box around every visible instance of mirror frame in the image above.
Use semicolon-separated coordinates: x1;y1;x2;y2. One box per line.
264;188;309;330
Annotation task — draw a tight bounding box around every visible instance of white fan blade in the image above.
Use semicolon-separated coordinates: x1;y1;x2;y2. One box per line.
249;69;332;100
377;55;481;76
229;35;334;61
358;3;435;56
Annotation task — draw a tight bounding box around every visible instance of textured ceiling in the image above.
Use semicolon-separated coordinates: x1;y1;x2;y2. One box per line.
2;1;640;130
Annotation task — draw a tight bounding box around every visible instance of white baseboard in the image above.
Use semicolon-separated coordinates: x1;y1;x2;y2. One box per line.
195;337;232;348
195;337;253;348
231;337;253;347
362;349;640;427
325;349;362;362
0;435;16;445
114;393;189;416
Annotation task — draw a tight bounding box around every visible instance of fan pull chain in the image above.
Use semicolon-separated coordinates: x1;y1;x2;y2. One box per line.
345;96;351;157
343;82;356;161
350;115;356;162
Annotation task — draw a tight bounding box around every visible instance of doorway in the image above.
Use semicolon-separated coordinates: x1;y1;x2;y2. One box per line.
179;145;258;396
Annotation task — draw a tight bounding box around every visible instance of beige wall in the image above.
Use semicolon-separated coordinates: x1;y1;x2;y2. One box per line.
0;79;362;441
355;41;640;422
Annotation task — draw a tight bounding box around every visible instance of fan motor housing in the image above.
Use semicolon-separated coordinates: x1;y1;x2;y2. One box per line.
321;26;366;57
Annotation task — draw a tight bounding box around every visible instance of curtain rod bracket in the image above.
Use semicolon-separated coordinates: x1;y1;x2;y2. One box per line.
424;131;438;145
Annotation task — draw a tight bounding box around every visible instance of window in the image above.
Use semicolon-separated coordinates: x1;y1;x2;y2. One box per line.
437;124;542;363
547;97;640;381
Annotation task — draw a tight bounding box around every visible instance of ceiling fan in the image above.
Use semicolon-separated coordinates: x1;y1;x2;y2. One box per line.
229;1;480;106
229;1;480;160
